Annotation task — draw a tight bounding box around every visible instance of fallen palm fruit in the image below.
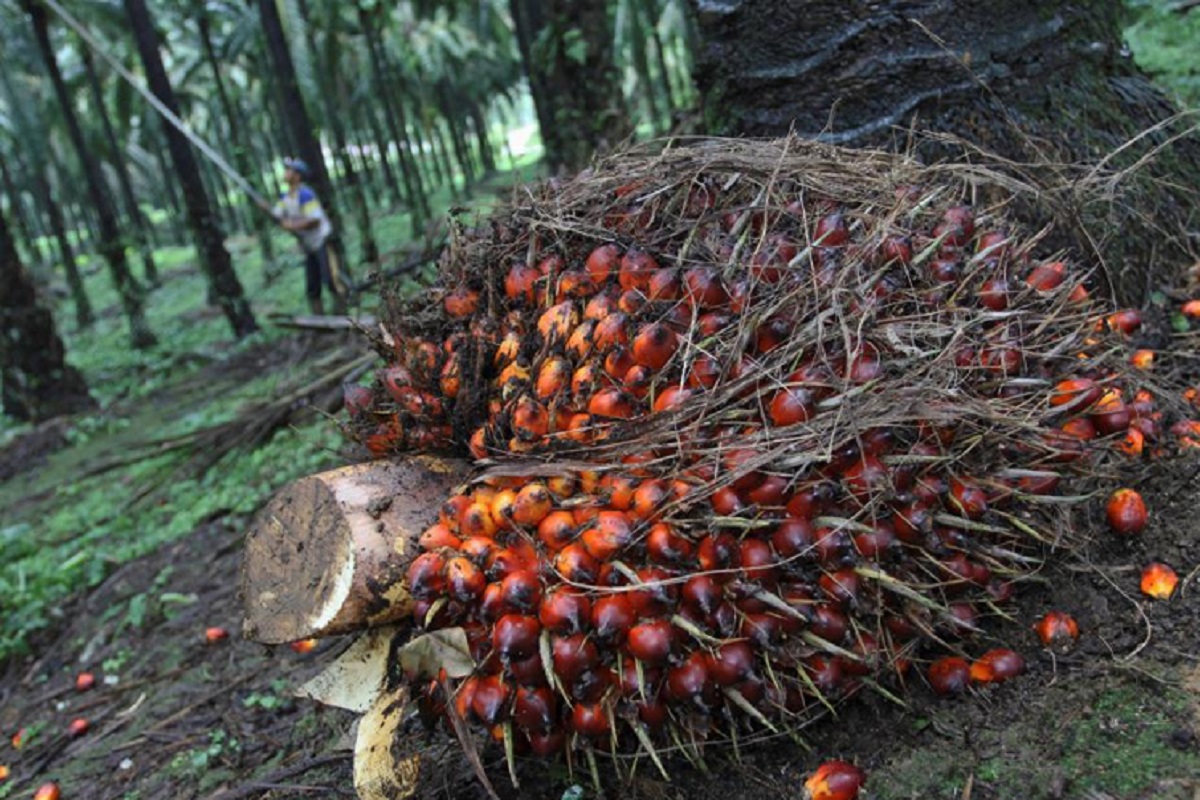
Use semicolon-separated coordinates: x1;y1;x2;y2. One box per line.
1106;489;1148;536
74;673;95;692
10;729;25;750
1140;563;1179;599
204;627;229;644
33;783;60;800
805;759;866;800
289;639;318;654
305;138;1198;786
1034;611;1080;651
66;719;88;738
0;765;9;781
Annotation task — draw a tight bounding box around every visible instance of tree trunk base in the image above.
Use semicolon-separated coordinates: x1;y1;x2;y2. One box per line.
240;455;469;644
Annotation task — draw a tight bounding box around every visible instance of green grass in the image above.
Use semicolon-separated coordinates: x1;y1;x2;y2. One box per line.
1125;0;1200;109
0;158;543;664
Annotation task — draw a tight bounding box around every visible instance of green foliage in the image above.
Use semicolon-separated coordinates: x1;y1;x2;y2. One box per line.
1125;1;1200;107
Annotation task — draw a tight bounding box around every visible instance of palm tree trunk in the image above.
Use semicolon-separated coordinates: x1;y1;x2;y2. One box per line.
31;164;92;329
0;204;94;422
642;0;679;119
78;43;159;286
125;0;258;338
468;103;496;175
361;105;402;205
0;159;43;268
26;0;155;349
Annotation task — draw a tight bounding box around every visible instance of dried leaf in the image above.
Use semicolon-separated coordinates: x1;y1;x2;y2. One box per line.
397;627;474;679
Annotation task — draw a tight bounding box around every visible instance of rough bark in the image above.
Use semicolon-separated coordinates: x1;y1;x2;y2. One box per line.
240;456;469;644
26;0;156;349
510;0;632;173
124;0;259;339
692;0;1200;303
30;162;92;329
0;205;94;422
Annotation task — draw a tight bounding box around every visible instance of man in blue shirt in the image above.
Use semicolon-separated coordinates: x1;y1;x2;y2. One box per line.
273;157;348;314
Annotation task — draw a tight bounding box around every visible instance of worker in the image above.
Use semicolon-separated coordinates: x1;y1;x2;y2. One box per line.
273;157;349;314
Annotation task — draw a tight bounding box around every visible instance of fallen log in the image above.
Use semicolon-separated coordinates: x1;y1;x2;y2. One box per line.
240;455;469;644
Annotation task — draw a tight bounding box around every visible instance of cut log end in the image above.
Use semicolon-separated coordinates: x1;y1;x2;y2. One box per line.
241;455;469;644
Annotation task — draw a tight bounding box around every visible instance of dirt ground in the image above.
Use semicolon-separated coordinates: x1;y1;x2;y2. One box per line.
1;339;1198;800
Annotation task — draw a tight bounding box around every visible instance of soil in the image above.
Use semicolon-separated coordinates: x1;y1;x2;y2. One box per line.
2;337;1198;800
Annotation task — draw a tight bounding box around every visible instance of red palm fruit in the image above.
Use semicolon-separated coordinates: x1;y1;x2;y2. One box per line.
537;254;565;276
843;455;890;500
594;312;630;352
513;686;556;731
419;524;461;552
486;548;528;581
583;292;619;323
405;553;445;599
471;675;512;725
76;672;96;692
627;367;656;405
1105;309;1143;335
1060;417;1097;443
460;536;498;566
539;588;591;634
770;387;816;426
535;357;571;401
1048;377;1102;410
558;269;597;299
537;511;577;552
809;604;849;643
604;346;637;381
681;574;723;615
444;286;479;318
740;539;778;584
787;484;831;519
772;518;815;559
978;277;1010;311
509;651;547;687
814;212;850;246
753;316;791;353
588;386;636;419
619;248;658;291
512;483;553;527
460;503;499;539
626;619;675;665
581;511;635;560
853;522;896;559
935;205;975;245
494;615;541;661
446;558;486;602
980;346;1022;375
698;533;741;572
647;267;683;301
746;474;787;508
683;267;729;308
571;702;611;738
1141;562;1179;599
880;234;913;265
944;602;980;636
342;383;373;418
710;486;747;516
631;480;670;522
381;365;414;401
566;320;597;362
804;654;844;695
928;656;971;695
600;474;638;510
653;385;693;413
807;757;867;795
570;362;602;402
631;566;679;615
528;729;567;756
975;229;1010;260
686;354;722;389
439;494;473;532
454;676;480;721
585;243;622;284
505;262;539;305
647;523;694;565
848;342;882;383
944;476;987;519
33;784;61;800
572;504;601;526
819;569;861;607
1034;611;1080;650
632;323;679;370
707;641;756;686
970;648;1026;684
637;695;670;729
1091;391;1132;435
487;489;518;531
553;634;599;682
500;571;542;613
740;612;782;648
591;594;637;643
67;717;89;737
929;257;960;282
1106;488;1147;535
537;302;577;341
667;651;715;706
1025;261;1066;292
553;543;600;584
892;501;932;543
511;397;550;441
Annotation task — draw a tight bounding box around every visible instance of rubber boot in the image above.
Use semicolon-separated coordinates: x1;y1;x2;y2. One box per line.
308;295;325;316
331;292;348;316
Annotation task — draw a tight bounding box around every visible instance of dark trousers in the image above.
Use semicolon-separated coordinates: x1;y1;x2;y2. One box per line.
304;241;349;300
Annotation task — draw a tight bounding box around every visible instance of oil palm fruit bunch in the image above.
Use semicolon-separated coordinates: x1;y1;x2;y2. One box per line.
342;138;1189;775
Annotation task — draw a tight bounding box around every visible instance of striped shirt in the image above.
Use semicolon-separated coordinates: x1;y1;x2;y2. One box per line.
273;185;332;253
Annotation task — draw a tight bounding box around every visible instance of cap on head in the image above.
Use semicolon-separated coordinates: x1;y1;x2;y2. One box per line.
283;157;310;178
